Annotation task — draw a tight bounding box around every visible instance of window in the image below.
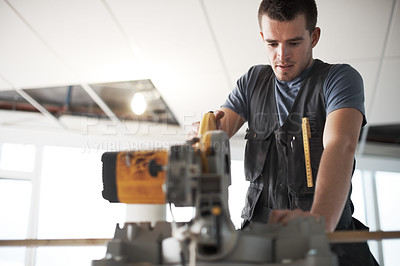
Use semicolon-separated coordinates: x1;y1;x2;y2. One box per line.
38;146;124;239
351;169;367;224
34;146;125;264
376;171;400;266
0;143;36;172
228;160;248;229
0;179;31;239
0;179;31;266
0;142;36;266
0;143;125;266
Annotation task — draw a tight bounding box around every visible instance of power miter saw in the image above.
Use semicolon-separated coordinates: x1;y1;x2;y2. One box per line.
93;112;338;266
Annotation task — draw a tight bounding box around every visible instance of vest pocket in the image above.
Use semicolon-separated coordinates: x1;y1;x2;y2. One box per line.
291;193;313;211
287;133;324;211
287;134;321;195
244;130;273;182
241;183;262;220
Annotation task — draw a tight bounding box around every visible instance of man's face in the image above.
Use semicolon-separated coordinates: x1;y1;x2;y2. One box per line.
260;13;319;81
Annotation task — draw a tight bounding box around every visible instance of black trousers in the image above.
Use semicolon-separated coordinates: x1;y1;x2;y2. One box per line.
330;242;378;266
329;218;379;266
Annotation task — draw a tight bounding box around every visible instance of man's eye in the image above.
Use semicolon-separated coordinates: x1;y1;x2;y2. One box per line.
290;42;300;46
267;43;278;47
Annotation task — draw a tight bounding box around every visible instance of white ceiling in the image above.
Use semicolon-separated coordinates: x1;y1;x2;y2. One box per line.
0;0;399;137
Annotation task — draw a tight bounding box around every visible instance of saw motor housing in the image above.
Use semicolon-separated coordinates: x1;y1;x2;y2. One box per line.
101;130;231;215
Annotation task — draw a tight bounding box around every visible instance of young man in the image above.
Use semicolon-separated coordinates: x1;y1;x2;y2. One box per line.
211;0;378;265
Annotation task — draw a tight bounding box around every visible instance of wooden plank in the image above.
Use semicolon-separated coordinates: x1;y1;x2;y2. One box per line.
1;231;400;247
0;238;110;247
328;230;400;243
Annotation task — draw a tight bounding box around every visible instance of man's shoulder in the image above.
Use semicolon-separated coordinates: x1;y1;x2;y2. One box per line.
237;64;275;87
250;64;272;70
314;59;360;79
330;63;360;76
245;64;274;77
327;63;363;89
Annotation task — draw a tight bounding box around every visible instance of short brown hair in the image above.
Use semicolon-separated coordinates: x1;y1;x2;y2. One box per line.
258;0;318;34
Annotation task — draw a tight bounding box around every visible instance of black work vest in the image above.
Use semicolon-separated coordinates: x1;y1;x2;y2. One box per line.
241;59;353;230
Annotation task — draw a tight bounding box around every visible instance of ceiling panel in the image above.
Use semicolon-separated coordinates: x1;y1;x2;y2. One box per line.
149;68;230;126
202;0;266;83
8;0;146;83
107;0;223;74
314;0;393;62
0;76;11;91
0;0;77;88
368;58;400;125
385;0;400;57
106;0;230;125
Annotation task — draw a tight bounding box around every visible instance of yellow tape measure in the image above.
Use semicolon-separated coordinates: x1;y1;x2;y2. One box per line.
302;117;313;188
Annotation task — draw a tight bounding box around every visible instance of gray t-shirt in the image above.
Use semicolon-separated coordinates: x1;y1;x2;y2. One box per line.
222;60;366;126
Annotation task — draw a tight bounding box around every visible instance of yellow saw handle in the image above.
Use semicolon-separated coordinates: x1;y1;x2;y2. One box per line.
198;111;217;136
198;111;218;173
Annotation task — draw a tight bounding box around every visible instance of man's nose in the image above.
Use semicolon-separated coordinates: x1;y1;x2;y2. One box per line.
277;44;289;61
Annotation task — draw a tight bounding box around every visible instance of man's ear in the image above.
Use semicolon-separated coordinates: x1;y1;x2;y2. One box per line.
260;32;264;41
311;27;321;48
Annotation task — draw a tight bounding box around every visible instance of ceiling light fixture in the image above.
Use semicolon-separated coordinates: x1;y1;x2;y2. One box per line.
130;92;147;115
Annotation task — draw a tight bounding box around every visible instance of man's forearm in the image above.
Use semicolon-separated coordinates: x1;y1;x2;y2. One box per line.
310;144;354;232
310;108;363;232
218;107;245;139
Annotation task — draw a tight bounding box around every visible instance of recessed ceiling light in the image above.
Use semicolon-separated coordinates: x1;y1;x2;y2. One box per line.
130;92;147;115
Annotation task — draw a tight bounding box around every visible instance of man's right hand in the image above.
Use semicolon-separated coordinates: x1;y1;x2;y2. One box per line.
214;110;225;130
187;110;225;140
188;107;245;140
